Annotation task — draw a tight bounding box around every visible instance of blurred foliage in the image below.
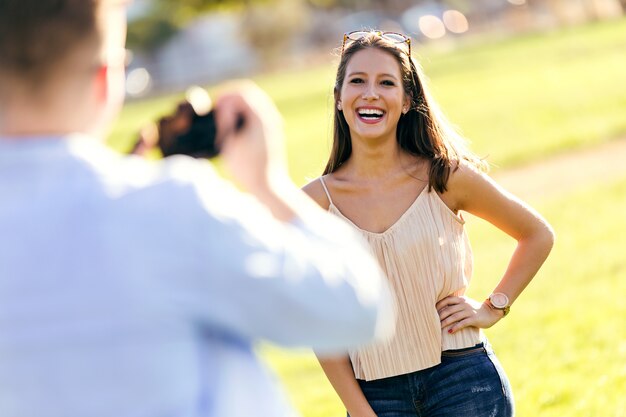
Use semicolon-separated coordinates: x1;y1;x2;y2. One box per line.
126;0;428;52
127;0;311;55
127;0;263;52
127;13;179;52
241;0;310;63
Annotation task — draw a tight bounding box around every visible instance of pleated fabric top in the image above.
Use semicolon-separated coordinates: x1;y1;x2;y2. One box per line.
319;177;482;381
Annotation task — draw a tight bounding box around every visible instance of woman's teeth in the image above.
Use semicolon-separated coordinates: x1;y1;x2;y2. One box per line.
358;108;384;119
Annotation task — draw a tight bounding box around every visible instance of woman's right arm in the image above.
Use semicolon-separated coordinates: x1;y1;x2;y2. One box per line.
317;356;377;417
302;178;378;417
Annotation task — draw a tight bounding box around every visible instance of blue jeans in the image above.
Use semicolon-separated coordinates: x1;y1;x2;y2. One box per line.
352;342;514;417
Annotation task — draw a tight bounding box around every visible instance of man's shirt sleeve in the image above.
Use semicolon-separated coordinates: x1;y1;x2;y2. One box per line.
161;160;395;353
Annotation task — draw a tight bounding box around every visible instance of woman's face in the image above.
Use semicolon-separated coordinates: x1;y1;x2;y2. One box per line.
338;47;408;144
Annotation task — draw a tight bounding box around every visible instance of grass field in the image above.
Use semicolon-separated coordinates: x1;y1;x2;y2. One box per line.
108;17;626;416
264;175;626;417
109;17;626;184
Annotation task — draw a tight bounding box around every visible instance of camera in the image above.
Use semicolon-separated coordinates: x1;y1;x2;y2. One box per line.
132;87;245;159
157;87;220;159
158;107;220;159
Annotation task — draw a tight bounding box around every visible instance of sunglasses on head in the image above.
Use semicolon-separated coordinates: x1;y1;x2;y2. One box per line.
341;30;411;56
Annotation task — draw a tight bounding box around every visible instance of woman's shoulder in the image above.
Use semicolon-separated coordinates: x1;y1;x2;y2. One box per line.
436;159;488;209
302;176;332;210
448;159;485;185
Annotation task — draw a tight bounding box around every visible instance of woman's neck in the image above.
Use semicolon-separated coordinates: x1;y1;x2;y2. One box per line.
343;135;414;180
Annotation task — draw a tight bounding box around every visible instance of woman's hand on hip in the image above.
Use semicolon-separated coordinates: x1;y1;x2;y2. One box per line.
436;295;504;334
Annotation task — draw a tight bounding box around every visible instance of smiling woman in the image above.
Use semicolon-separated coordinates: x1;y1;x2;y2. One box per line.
302;30;555;417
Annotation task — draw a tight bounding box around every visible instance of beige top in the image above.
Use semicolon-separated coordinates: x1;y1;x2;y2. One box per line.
319;177;482;381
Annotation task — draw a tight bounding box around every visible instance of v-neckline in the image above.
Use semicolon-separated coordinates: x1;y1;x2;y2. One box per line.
329;185;429;237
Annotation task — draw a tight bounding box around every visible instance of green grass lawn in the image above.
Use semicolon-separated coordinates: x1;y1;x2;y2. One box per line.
263;174;626;417
109;17;626;185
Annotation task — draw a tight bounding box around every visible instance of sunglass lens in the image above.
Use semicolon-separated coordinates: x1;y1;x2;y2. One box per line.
346;31;370;41
383;33;408;43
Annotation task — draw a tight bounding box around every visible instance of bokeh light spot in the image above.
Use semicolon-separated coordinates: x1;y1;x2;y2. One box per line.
126;68;152;97
443;10;469;34
418;15;446;39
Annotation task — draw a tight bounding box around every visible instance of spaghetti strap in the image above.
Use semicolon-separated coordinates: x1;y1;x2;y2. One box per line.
319;177;334;206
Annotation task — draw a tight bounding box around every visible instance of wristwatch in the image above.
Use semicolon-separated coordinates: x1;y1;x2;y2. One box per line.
486;293;511;317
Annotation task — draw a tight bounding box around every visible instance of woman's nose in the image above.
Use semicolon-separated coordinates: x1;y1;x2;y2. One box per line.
362;84;380;100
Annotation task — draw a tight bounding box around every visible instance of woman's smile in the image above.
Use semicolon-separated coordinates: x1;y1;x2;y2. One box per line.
356;106;386;124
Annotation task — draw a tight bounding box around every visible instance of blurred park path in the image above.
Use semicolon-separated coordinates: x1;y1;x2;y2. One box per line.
492;138;626;203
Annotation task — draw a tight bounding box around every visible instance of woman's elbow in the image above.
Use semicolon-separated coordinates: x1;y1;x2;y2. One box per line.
537;220;556;256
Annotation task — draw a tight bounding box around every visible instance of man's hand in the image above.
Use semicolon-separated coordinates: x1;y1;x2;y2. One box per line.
213;81;289;195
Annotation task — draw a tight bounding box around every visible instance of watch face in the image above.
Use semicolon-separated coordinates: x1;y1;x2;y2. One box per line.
490;293;509;308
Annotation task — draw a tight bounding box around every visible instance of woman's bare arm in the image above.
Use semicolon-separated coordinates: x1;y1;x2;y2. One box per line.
437;162;555;332
317;355;377;417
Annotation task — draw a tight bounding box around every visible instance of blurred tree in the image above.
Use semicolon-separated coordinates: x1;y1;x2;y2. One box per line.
127;0;460;56
305;0;427;12
241;0;309;64
128;0;312;68
127;13;179;52
127;0;261;52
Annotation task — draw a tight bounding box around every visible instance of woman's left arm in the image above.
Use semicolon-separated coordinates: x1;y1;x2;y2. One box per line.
437;162;555;333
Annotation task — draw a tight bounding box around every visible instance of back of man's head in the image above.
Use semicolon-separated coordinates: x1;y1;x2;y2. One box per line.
0;0;129;137
0;0;102;94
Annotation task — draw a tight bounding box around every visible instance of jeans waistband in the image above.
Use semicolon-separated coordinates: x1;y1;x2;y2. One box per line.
441;342;486;358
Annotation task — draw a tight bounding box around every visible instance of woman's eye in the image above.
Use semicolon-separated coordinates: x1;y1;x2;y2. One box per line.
349;78;364;84
381;80;396;86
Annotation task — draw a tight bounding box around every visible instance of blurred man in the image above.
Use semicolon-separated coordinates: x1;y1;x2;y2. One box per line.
0;1;394;416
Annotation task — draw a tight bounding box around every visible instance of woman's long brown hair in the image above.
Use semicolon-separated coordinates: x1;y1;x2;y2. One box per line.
323;33;487;193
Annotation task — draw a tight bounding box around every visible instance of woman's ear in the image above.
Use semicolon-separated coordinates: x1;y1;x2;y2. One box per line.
402;95;411;114
334;88;342;111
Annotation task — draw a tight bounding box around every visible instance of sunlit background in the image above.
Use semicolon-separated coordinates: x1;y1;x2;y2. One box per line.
112;1;626;416
123;0;625;97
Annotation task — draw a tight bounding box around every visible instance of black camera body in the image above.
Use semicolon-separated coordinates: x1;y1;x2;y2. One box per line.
157;89;245;159
160;110;220;159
